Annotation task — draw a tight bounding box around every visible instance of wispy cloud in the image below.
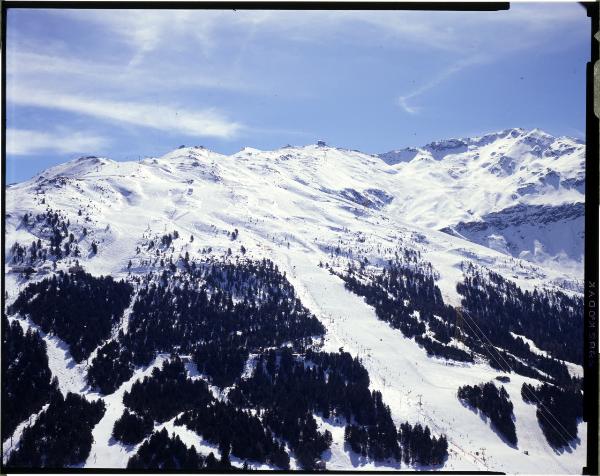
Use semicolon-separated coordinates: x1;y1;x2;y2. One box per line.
391;3;587;115
47;7;584;121
52;6;586;60
7;49;254;93
10;85;243;139
7;128;109;155
397;56;485;115
50;10;225;64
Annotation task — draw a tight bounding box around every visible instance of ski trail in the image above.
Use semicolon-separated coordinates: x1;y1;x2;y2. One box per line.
85;353;170;468
8;315;88;397
2;404;50;464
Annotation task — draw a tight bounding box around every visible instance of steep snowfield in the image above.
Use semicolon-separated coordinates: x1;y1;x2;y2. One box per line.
444;203;583;266
4;129;586;472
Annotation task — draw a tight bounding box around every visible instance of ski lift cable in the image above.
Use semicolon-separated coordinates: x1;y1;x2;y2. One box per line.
470;335;575;449
460;307;576;443
460;308;576;445
459;307;575;445
457;311;574;447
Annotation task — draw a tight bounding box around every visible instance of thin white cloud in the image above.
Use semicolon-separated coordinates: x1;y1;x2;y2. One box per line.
6;128;109;155
391;3;586;116
10;85;243;139
41;6;586;119
7;50;254;93
50;10;223;63
397;56;485;115
397;97;420;115
50;5;586;60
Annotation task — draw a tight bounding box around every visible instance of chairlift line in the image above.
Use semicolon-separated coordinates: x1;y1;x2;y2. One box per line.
461;307;576;443
460;308;576;446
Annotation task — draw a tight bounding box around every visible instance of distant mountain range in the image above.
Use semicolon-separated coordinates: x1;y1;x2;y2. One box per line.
379;127;584;268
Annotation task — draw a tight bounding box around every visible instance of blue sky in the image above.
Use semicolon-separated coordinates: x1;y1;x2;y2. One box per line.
6;3;590;183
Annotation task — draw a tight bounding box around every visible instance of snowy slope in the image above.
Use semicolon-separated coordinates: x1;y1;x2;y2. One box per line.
442;203;584;266
3;129;586;473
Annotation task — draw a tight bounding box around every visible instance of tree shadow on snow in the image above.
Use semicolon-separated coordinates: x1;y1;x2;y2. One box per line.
343;442;401;470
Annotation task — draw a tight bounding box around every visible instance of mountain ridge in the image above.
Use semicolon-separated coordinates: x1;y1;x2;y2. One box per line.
378;127;583;165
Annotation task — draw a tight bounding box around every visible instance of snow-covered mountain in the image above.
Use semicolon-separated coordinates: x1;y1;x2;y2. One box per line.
379;128;584;270
441;202;583;267
3;128;586;473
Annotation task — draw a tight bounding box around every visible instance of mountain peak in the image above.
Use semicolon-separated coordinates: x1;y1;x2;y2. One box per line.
157;145;220;163
36;155;113;181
